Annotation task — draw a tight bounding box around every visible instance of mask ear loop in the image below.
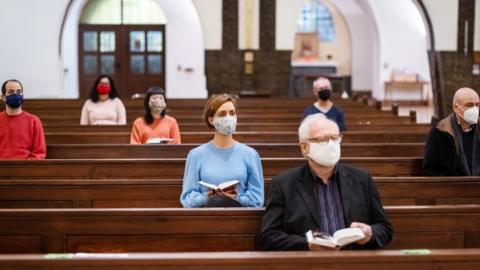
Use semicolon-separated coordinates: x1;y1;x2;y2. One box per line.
454;103;465;118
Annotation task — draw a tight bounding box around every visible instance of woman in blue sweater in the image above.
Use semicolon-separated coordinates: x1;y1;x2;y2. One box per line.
180;94;264;208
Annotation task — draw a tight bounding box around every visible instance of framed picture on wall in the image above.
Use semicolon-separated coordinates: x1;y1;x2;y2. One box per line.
292;32;319;61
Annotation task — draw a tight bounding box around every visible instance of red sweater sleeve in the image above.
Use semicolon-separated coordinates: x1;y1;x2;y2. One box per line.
29;116;46;159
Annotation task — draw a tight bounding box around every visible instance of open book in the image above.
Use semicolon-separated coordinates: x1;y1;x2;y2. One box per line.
146;137;174;144
306;228;365;248
199;180;239;192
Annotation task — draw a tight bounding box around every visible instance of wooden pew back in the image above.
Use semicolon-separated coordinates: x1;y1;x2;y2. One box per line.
0;158;423;179
0;177;479;208
44;131;428;144
45;143;425;159
0;206;479;253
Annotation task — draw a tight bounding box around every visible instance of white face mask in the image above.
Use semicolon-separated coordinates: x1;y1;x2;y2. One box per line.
213;115;237;136
307;140;341;167
149;99;166;112
462;106;479;125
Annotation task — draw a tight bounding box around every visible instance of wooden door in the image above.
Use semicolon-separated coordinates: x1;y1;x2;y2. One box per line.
79;24;165;99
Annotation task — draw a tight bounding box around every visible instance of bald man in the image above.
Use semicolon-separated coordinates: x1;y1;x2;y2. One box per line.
303;77;346;131
422;87;480;176
259;113;392;251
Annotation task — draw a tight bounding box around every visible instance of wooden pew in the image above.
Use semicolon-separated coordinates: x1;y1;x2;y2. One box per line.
42;123;431;133
21;97;377;110
45;131;428;144
0;176;478;208
31;109;406;118
0;157;423;179
32;108;402;118
0;206;479;253
46;143;425;159
22;97;387;111
1;250;480;270
37;115;414;125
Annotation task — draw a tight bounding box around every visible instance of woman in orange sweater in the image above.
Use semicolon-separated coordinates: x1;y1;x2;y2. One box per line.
130;87;181;144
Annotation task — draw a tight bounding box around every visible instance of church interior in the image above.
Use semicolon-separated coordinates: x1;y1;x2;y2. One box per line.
1;0;480;269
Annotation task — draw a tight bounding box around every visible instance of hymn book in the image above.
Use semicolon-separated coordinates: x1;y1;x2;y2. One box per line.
199;180;239;192
306;228;365;248
146;137;174;144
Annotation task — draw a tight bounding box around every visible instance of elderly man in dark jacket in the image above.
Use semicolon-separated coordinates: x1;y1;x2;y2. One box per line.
422;87;480;176
259;114;393;251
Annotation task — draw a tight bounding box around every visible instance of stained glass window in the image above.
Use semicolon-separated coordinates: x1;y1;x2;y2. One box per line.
297;1;335;42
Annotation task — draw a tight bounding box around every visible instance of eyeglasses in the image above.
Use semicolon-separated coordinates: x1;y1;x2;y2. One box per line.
306;134;343;144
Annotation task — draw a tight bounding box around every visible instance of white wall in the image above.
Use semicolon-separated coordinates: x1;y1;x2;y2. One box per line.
192;0;222;50
0;0;68;98
62;0;85;98
334;0;376;92
317;0;351;76
62;0;207;99
275;0;303;50
474;0;480;51
367;0;431;100
423;0;458;51
155;0;207;98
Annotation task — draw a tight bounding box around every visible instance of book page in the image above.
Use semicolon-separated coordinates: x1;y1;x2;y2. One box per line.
217;180;239;190
146;137;174;144
198;181;218;190
306;230;337;248
333;228;364;247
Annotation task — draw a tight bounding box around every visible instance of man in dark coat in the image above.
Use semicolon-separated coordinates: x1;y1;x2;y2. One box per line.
422;87;480;176
259;113;393;251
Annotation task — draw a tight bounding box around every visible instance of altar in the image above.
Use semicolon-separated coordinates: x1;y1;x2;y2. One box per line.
289;61;350;97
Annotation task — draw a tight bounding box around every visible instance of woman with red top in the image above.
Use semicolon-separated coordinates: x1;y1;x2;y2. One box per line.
130;87;181;144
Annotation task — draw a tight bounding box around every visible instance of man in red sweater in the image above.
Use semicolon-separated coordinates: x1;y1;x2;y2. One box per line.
0;79;46;159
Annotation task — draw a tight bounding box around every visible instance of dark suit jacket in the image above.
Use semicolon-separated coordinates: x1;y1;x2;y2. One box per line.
259;163;393;251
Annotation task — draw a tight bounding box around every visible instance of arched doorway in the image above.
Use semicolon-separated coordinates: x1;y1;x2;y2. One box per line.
78;0;166;98
61;0;207;99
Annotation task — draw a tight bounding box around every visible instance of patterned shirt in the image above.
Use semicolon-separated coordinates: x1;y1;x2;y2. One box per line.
311;167;346;235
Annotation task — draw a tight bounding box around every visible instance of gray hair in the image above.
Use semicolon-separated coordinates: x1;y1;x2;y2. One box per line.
312;77;331;89
298;113;339;142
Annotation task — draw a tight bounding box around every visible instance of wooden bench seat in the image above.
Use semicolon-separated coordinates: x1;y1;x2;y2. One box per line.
45;131;428;144
1;249;479;270
0;176;478;208
0;157;423;179
46;143;425;159
0;206;479;253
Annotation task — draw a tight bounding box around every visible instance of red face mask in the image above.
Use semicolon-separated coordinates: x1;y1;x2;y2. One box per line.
97;84;111;95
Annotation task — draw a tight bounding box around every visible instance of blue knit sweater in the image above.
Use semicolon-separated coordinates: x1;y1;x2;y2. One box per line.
180;141;264;208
